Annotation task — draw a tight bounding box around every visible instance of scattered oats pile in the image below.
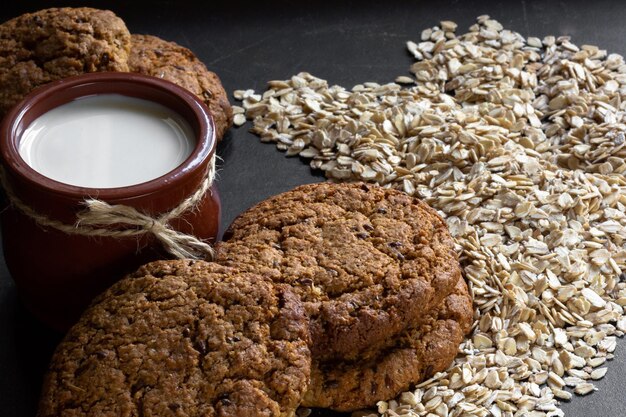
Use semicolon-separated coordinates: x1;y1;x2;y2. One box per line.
234;15;626;417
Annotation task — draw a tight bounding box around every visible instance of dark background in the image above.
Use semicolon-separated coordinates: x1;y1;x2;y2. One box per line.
1;1;625;416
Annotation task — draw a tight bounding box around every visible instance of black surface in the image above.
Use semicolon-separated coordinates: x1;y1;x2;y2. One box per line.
1;1;625;416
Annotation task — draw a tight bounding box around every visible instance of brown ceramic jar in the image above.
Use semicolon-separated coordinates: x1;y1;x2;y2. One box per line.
0;72;221;331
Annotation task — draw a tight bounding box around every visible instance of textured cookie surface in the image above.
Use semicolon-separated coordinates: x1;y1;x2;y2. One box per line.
216;182;462;362
38;260;311;417
303;277;473;411
0;7;131;116
128;34;233;140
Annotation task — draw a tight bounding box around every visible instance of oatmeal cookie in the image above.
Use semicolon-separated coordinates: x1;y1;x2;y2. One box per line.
216;182;462;362
302;277;473;411
38;260;311;417
0;7;131;116
128;34;233;140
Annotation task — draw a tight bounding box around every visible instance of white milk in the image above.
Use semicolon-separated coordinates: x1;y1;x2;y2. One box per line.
19;94;195;188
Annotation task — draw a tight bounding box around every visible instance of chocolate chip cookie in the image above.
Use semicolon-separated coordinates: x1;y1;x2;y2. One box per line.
128;34;233;140
303;276;473;411
216;182;462;362
0;7;131;116
38;260;311;417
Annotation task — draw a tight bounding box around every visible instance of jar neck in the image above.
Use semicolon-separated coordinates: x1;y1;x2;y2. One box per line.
1;153;213;225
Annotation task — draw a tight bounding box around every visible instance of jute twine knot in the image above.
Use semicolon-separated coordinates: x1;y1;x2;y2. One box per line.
0;156;217;260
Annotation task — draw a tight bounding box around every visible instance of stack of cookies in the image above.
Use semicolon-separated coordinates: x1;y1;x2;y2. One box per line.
216;182;474;411
38;182;473;416
0;7;233;139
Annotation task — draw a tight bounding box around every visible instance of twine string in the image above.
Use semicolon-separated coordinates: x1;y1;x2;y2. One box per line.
0;156;216;260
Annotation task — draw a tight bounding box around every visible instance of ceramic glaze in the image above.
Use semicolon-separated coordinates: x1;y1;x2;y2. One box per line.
19;94;195;188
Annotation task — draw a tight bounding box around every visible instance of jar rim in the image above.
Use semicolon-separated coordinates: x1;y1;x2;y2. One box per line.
0;72;216;201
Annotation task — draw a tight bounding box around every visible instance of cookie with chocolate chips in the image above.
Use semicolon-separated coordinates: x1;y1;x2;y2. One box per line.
0;7;131;116
216;182;463;362
38;260;311;417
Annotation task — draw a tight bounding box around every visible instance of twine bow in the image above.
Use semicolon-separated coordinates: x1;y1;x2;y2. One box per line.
0;156;217;260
